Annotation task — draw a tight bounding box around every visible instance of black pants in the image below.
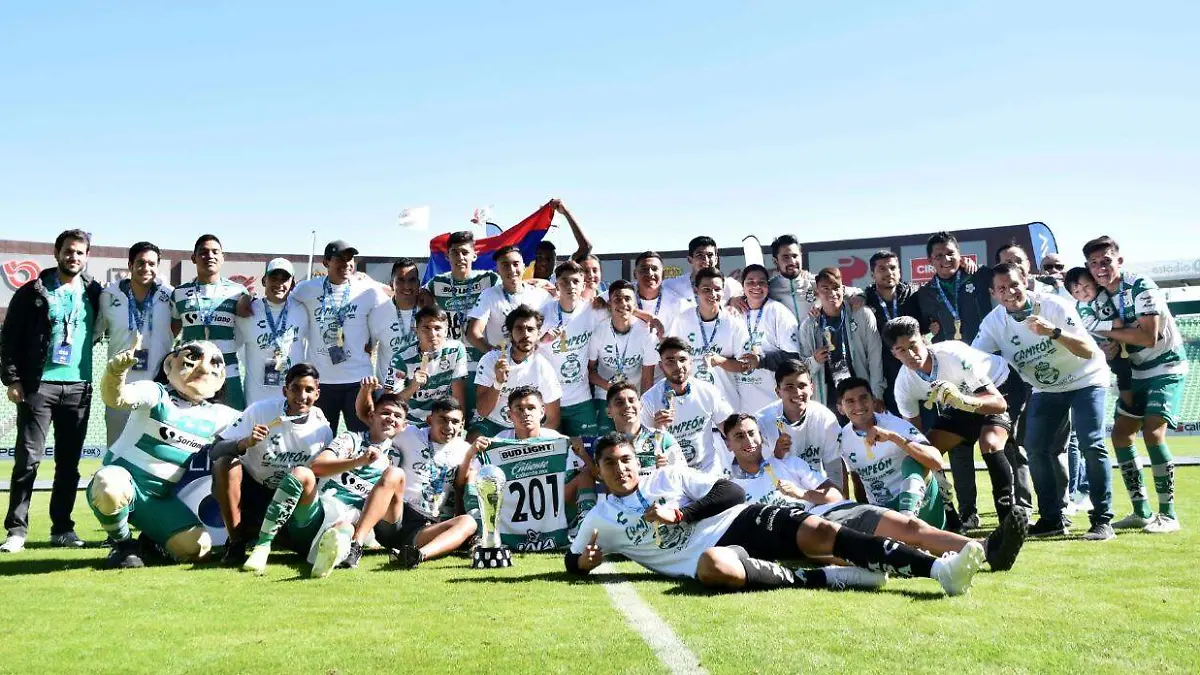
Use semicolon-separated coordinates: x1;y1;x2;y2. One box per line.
317;382;368;435
4;381;92;537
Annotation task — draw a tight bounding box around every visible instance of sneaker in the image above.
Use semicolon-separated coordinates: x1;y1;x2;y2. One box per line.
1143;514;1181;534
50;531;86;548
1028;518;1069;537
137;532;170;564
337;541;364;569
107;538;144;569
1082;522;1115;541
242;544;271;575
1071;490;1092;512
390;544;426;569
0;534;26;553
1111;512;1152;530
311;524;352;578
823;566;888;591
222;540;249;566
962;513;981;531
931;540;985;596
943;505;965;535
986;507;1029;572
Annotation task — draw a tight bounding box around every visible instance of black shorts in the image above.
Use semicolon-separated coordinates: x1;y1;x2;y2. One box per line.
1111;356;1132;391
932;378;1013;442
374;507;435;549
716;504;812;562
237;474;275;537
814;501;887;534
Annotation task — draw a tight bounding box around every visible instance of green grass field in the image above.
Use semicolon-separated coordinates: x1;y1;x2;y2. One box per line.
2;463;1199;674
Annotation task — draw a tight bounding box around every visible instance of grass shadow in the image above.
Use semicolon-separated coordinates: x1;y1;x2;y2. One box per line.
0;556;106;575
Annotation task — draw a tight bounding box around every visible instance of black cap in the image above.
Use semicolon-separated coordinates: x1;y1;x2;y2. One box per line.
323;240;359;260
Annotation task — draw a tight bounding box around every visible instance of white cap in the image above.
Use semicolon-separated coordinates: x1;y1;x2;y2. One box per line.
265;257;295;278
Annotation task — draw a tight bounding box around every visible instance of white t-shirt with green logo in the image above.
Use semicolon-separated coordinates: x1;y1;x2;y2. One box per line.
537;300;602;407
473;349;563;428
588;319;660;400
669;307;751;412
639;378;734;476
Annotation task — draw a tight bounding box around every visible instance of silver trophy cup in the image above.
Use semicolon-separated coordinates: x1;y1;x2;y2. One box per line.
472;464;513;568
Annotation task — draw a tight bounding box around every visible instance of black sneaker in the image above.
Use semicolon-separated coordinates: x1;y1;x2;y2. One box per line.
390;544;425;569
137;532;171;564
49;531;86;548
107;538;144;569
222;539;249;566
1082;522;1115;541
944;504;965;535
962;512;982;531
1028;517;1069;537
985;507;1029;571
338;541;364;569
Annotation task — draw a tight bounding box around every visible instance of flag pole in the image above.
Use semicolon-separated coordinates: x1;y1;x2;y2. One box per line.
307;230;316;279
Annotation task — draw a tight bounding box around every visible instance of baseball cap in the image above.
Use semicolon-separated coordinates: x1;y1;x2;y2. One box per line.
324;240;359;259
265;257;295;278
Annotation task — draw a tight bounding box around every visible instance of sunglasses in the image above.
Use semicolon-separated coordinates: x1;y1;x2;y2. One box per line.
1043;263;1065;271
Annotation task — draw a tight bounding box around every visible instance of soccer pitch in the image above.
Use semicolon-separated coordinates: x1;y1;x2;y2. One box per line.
2;468;1199;674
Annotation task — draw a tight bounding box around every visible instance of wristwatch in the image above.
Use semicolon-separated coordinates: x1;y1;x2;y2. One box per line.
1050;328;1063;340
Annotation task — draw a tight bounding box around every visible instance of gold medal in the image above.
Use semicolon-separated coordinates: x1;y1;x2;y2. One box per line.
133;332;143;353
204;326;211;341
953;319;962;340
664;389;676;411
337;327;345;348
559;330;568;353
764;464;781;489
823;327;835;352
274;350;286;371
420;351;431;371
775;418;786;434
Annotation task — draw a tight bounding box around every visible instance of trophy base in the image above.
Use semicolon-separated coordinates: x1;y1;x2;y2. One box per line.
471;546;513;569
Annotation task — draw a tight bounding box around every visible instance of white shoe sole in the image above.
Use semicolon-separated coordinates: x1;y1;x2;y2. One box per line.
312;528;350;579
938;541;985;596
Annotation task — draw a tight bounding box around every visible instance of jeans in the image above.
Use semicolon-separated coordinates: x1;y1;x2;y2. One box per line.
1025;385;1112;526
4;381;92;537
317;382;369;434
1066;425;1090;496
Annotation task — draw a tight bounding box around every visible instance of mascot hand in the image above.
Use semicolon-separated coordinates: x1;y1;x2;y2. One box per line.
107;349;139;375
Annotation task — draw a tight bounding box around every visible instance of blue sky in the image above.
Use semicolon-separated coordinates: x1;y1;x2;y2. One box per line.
2;2;1197;266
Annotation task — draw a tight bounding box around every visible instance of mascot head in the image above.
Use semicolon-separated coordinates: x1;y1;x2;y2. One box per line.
156;341;227;403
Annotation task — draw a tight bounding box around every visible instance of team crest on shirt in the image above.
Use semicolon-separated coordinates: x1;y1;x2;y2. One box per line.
560;354;583;382
439;352;451;371
1033;361;1061;386
849;319;858;332
109;296;121;308
965;283;976;294
677;438;697;463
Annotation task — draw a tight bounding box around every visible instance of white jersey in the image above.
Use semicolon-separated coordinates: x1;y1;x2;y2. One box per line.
640;379;734;476
755;400;843;486
894;340;1010;420
389;426;474;520
633;285;692;338
368;301;418;387
474;349;563;429
733;301;801;413
588;319;660;400
670;307;751;411
291;276;386;384
728;454;827;509
537;300;602;407
662;274;744;308
218;397;333;488
972;292;1110;394
570;466;747;579
837;413;929;509
235;298;310;406
97;280;175;384
467;283;553;348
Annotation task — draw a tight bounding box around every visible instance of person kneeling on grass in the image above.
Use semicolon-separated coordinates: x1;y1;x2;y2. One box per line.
565;432;986;596
722;413;1024;571
242;392;408;577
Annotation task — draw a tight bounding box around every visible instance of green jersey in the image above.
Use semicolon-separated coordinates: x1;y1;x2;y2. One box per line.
388;339;469;423
1092;272;1188;379
171;279;248;377
42;277;95;382
479;434;578;552
424;270;500;370
317;431;392;510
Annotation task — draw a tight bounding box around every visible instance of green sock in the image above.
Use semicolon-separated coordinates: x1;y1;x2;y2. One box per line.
1114;446;1152;519
464;482;482;535
257;474;304;546
1146;444;1176;519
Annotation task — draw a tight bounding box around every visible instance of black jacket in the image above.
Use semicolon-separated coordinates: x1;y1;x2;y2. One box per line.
1;268;102;391
913;268;993;345
863;282;920;413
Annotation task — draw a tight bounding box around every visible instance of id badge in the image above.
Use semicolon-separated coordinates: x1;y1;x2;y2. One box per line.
328;345;347;365
263;363;282;387
132;349;150;371
52;343;73;365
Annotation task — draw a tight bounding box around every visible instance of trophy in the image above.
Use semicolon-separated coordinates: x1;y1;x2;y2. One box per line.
471;465;513;569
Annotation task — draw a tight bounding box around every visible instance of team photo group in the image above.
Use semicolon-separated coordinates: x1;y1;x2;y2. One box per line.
1;205;1188;600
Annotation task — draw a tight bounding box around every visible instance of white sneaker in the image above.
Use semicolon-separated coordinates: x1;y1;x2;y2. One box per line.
242;544;271;575
1112;513;1152;530
1143;514;1181;534
931;540;985;597
0;534;25;553
822;566;887;591
311;523;352;579
1071;490;1092;512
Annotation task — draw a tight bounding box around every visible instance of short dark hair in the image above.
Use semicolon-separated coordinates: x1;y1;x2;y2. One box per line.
926;231;958;258
54;229;91;254
995;242;1025;265
554;260;584;279
657;336;690;356
868;250;898;271
285;363;321;385
835;376;873;402
693;266;724;288
505;304;544;334
594;432;634;462
741;264;769;282
374;392;409;413
687;236;717;256
814;267;842;288
390;257;418;278
493;245;522;264
127;241;160;265
415;306;448;325
720;412;757;436
193;234;222;255
634;251;663;268
769;234;800;258
446;231;476;248
882;316;921;347
773;359;812;387
607;278;635;296
1082;235;1120;259
605;381;640;405
990;262;1026;285
507;385;543;407
536;240;557;253
1063;266;1093;291
429;398;463;416
573;253;600;265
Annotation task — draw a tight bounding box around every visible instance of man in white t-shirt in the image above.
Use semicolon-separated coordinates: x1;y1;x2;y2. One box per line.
368;258;420;390
661;235;744;307
235;258;310;407
640;337;735;476
290;240;387;433
466;245;552;357
631;250;691;341
471;305;562;439
973;262;1114;541
538;260;603;442
734;264;802;414
588;279;660;433
755;359;844;489
669;268;756;411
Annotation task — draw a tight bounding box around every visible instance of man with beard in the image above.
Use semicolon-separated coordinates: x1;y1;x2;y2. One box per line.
471;305;562;439
861;250;919;415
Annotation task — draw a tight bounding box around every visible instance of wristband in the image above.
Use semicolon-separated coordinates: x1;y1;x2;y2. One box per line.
1051;328;1063;340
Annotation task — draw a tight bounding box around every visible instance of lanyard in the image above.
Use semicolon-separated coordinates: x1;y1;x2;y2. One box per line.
122;280;155;334
745;305;765;345
263;301;291;350
875;288;898;321
396;306;415;343
916;352;940;382
48;277;84;344
934;272;964;322
611;322;632;375
732;457;767;480
820;313;848;354
195;282;222;331
696;308;721;353
637;291;663;316
321;277;352;327
1115;284;1127;320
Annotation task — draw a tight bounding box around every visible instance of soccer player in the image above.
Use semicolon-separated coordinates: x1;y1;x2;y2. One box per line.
235;258;309;407
669;268;756;410
171;234;249;409
662;236;744;306
291;240;387;433
755;360;843;489
631;250;691;340
861;250;919;415
368;258;421;391
798;268;885;415
567;432;985;596
209;363;333;565
532;200;592;280
467;245;552;356
606;381;686;476
640;338;735;475
538;261;603;443
835;378;949;528
733;264;801;413
1085;236;1188;533
472;305;563;438
96;241;174;448
388;306;469;425
973;263;1114;540
588;279;660;433
243;392;409;577
722;413;1024;570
